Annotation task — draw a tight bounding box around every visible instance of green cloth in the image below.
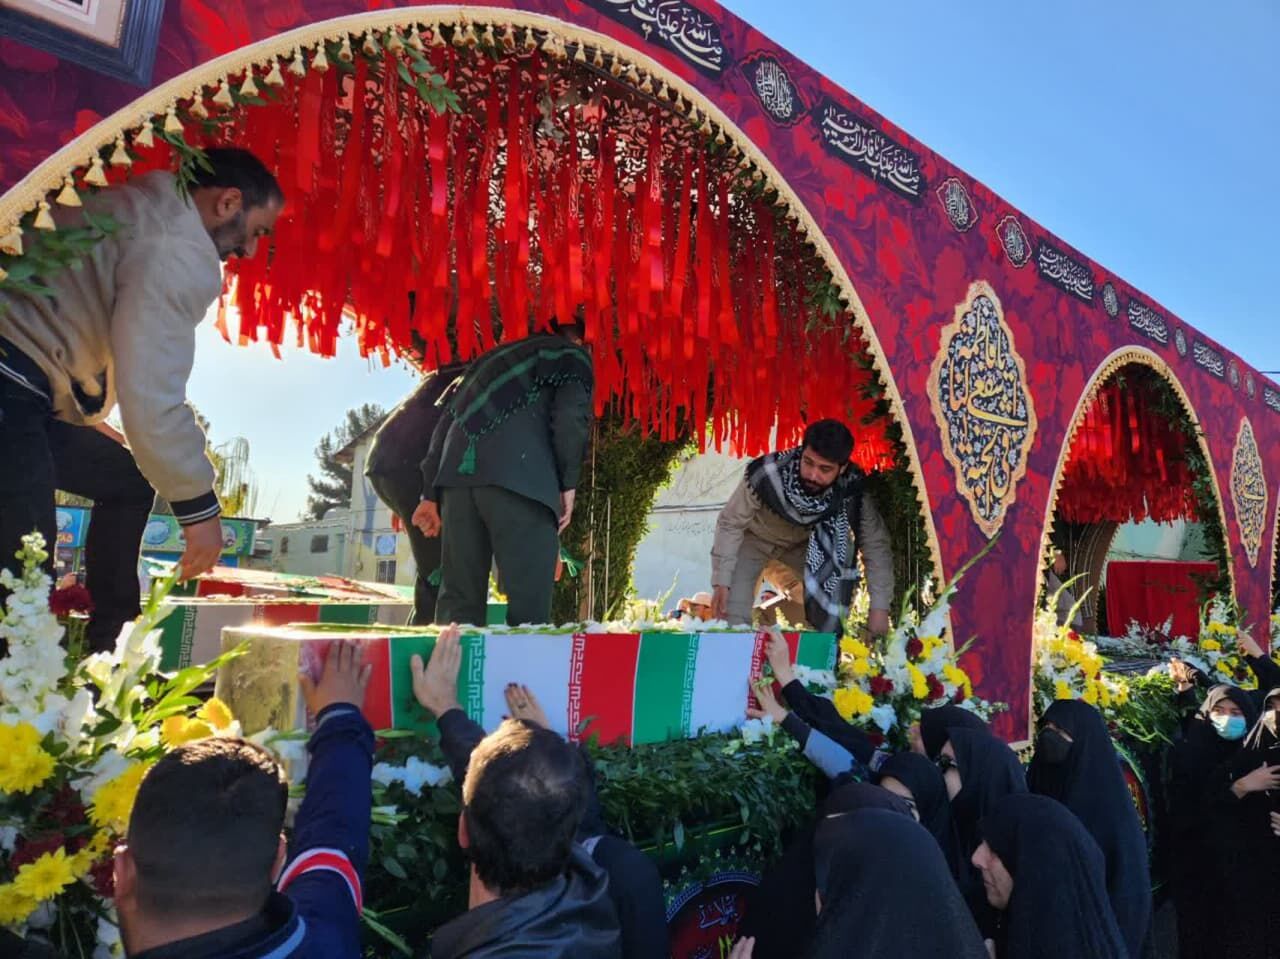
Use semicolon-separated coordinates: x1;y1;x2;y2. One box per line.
421;334;593;517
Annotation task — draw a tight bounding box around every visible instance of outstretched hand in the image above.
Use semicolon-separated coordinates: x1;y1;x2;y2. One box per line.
505;684;551;728
299;640;373;715
411;624;463;717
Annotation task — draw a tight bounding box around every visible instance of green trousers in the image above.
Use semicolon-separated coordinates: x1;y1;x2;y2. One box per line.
436;485;559;627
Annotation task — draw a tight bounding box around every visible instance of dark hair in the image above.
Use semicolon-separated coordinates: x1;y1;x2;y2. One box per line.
551;306;587;341
127;738;288;917
462;720;588;893
802;419;854;465
189;148;284;210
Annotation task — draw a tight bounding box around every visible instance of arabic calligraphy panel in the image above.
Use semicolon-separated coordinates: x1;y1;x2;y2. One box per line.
929;281;1038;538
937;177;977;232
739;51;806;125
1193;340;1226;379
996;215;1030;268
1034;241;1094;302
816;100;925;202
1128;301;1170;347
1230;418;1267;567
582;0;729;76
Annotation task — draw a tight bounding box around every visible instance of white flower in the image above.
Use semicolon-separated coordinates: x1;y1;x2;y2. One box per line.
0;825;18;853
870;704;898;733
27;900;57;930
371;756;452;796
792;665;836;692
739;715;774;745
78;750;132;803
94;915;122;959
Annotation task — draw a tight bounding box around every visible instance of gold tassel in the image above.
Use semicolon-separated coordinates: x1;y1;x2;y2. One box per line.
135;118;154;148
56;177;81;206
455;21;476;47
386;29;404;53
164;104;183;133
212;78;234;107
501;24;516;52
0;223;23;256
609;57;624;77
639;73;654;94
314;41;332;71
84;154;109;187
573;42;586;63
266;57;285;85
239;70;259;97
189;96;209;119
336;36;351;63
34;201;56;231
289;47;307;77
626;64;641;85
362;30;379;57
540;31;557;54
592;46;604;68
110;135;132;167
524;27;537;51
429;22;446;46
481;24;496;47
407;24;424;51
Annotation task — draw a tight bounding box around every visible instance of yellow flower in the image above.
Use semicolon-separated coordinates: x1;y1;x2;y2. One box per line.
0;883;37;926
1207;622;1236;636
13;848;75;902
196;697;235;732
906;663;929;700
0;723;56;795
1081;684;1099;706
1054;680;1073;700
161;716;214;748
1114;684;1130;706
840;637;870;659
90;761;153;830
70;831;113;878
850;658;872;678
1201;639;1222;652
833;686;874;721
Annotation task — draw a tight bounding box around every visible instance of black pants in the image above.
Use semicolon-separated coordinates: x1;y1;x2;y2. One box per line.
436;485;558;627
365;377;453;625
0;372;155;652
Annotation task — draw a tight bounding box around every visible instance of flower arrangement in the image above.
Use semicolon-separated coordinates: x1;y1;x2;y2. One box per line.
1097;598;1262;689
824;548;1005;749
0;533;244;957
1033;602;1131;715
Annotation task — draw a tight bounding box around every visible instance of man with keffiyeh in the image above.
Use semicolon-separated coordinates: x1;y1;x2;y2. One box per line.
710;420;894;635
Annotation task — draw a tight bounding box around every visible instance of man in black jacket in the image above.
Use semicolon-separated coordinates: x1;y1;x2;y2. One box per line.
412;317;592;627
413;628;621;958
365;361;469;624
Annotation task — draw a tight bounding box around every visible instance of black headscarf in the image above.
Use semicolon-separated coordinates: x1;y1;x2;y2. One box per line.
876;751;963;880
1203;688;1280;958
808;809;988;959
979;793;1128;959
1167;683;1260;959
920;704;988;760
740;783;912;959
1026;700;1150;958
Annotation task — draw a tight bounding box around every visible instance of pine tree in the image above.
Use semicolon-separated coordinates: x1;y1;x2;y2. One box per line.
305;403;386;520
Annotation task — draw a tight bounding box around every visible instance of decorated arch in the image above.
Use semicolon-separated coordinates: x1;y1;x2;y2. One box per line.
3;0;1279;738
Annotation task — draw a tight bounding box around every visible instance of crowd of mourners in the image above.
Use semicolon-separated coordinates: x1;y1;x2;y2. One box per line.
84;625;1280;959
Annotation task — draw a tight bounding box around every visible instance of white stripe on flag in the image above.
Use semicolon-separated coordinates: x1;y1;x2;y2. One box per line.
478;633;574;735
689;631;759;735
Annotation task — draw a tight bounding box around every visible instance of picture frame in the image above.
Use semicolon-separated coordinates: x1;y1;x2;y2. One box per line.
0;0;167;86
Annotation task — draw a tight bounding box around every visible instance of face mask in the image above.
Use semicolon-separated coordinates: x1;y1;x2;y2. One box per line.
1211;713;1247;741
1036;728;1072;765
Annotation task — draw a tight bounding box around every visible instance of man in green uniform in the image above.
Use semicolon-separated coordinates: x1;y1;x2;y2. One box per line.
412;316;592;626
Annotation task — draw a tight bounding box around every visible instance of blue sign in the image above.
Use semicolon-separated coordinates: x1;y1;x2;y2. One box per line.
55;507;88;549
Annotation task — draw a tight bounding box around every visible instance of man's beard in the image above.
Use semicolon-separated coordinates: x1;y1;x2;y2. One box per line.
799;476;834;495
209;211;248;260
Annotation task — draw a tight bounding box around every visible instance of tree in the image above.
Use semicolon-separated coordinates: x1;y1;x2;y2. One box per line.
305;403;386;520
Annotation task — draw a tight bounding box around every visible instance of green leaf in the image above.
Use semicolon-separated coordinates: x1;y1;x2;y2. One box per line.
396;60;413;87
361;911;413;956
381;855;408;880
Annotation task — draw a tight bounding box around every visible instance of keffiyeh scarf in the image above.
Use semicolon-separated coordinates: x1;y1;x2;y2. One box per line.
745;447;862;633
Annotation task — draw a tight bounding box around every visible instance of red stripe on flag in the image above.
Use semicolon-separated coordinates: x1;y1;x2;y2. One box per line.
252;603;320;627
747;630;804;712
568;633;640;745
301;638;392;731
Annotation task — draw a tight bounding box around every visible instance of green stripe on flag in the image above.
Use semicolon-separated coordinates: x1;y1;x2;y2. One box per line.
156;605;197;670
387;630;486;735
632;633;699;745
797;632;836;672
318;604;379;627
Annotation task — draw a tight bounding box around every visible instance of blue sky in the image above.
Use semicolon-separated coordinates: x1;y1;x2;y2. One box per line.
186;0;1279;522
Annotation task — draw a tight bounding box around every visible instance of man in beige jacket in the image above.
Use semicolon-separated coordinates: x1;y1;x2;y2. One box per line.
0;148;282;649
710;419;894;635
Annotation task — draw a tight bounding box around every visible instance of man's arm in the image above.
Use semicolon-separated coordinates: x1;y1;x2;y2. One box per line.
857;491;894;615
410;625;484;780
279;642;375;955
549;378;592;493
711;479;754;590
109;235;221;522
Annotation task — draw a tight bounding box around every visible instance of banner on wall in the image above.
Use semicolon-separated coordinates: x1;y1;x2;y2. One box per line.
140;515;256;556
215;626;838;744
54;507;88;549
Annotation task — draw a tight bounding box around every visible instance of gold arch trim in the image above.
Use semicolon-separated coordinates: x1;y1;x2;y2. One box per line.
0;3;947;600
